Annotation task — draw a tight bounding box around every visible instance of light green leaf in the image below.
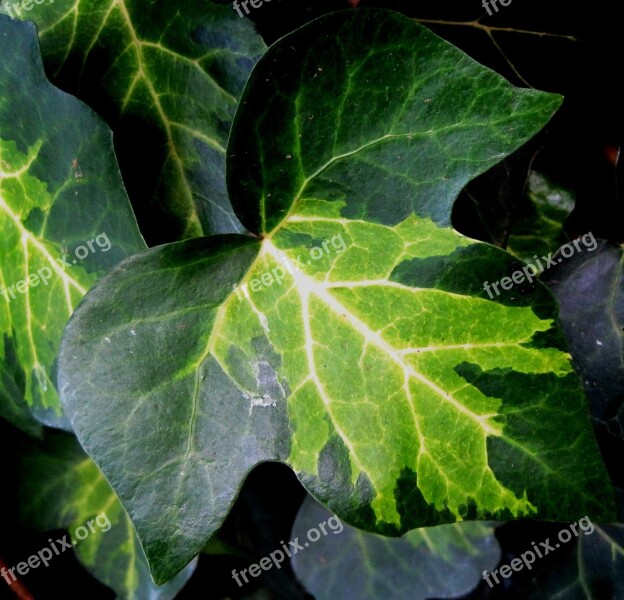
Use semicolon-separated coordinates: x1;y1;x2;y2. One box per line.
0;0;266;242
291;495;500;600
18;429;196;598
58;10;614;584
0;16;146;429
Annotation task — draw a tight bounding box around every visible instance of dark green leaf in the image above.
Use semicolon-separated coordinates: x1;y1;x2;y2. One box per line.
507;171;575;262
228;10;563;235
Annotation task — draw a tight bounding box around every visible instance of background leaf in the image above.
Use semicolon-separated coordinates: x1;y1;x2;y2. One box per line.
530;523;624;600
0;16;146;430
0;0;267;244
543;240;624;518
17;429;197;599
506;171;575;262
291;495;500;600
493;520;623;600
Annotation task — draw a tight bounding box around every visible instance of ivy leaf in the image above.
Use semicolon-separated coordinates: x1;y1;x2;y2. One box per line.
0;0;266;243
543;240;624;517
17;430;196;598
58;10;614;584
291;495;500;600
503;521;624;599
58;224;614;583
542;524;624;599
228;10;563;234
507;171;576;263
0;16;146;430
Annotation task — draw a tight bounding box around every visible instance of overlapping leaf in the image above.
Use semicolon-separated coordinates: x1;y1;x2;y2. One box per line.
58;10;614;584
228;10;565;234
504;521;624;599
0;0;266;242
542;524;624;599
543;240;624;517
17;430;196;598
291;495;500;600
507;171;576;262
0;16;146;429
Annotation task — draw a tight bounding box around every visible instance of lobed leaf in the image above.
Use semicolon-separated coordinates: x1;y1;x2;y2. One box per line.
58;10;614;584
0;16;146;429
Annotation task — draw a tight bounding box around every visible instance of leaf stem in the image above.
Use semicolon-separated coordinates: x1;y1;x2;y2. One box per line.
414;18;577;41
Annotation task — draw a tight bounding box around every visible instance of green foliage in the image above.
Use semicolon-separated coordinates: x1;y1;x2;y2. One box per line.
0;17;145;430
291;495;501;600
18;430;196;598
507;172;576;262
0;0;267;242
0;4;618;598
57;10;614;584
